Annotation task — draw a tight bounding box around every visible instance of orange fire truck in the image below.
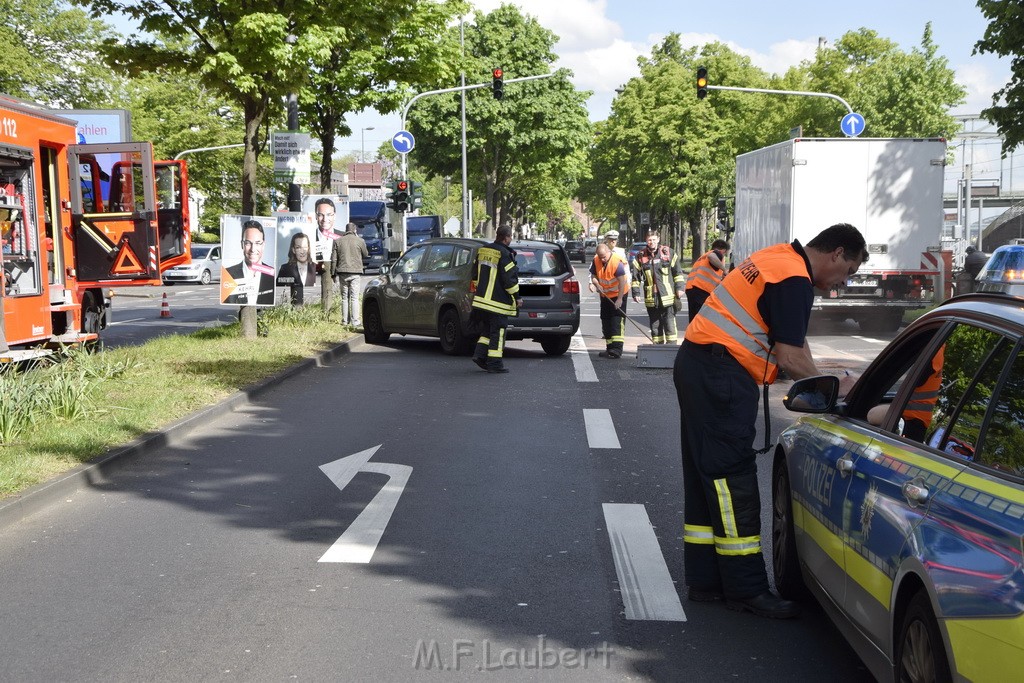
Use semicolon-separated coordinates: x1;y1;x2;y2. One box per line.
0;94;189;360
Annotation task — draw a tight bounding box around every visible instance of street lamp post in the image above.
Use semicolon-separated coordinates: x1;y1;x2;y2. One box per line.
361;127;375;162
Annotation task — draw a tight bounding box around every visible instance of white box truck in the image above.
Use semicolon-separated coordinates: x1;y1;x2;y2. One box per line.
734;137;948;333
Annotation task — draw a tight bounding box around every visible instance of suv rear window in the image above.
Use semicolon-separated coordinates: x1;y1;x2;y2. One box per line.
514;245;570;276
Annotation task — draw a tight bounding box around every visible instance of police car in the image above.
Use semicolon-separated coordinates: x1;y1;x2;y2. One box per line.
977;242;1024;297
773;292;1024;682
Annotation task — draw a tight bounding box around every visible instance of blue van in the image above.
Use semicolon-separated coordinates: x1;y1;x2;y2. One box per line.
406;215;443;245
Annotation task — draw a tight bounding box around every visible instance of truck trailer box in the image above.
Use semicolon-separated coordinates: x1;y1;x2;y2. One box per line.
734;137;947;332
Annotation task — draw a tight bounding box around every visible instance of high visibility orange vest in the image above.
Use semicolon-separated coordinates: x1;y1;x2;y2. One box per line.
903;346;944;428
685;243;809;384
593;254;628;298
685;250;725;294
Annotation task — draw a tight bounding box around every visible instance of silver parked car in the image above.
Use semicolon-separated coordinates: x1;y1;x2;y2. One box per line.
361;238;580;356
162;244;222;285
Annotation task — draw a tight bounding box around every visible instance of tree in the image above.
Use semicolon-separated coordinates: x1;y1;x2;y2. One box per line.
77;0;406;336
975;0;1024;154
407;5;591;235
0;0;121;107
300;0;466;191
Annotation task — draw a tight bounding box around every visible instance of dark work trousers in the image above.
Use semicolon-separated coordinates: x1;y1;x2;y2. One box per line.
673;340;771;599
685;288;712;323
473;311;508;370
599;295;626;354
646;304;677;343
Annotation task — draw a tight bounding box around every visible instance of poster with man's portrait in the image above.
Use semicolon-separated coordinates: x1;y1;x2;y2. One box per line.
219;214;278;307
303;195;350;262
275;213;317;288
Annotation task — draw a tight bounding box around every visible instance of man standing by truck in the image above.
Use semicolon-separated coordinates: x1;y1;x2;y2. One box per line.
331;222;369;327
685;239;730;322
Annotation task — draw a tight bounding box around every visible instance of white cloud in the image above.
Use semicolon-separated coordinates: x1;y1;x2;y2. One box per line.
955;61;1003;115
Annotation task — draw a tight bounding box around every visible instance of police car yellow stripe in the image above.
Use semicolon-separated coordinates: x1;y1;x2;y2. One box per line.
793;499;846;574
946;615;1024;680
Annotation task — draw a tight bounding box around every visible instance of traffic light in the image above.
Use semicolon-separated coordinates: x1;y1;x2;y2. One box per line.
385;180;399;211
696;66;708;99
717;198;728;221
393;179;411;212
492;67;504;100
410;181;424;211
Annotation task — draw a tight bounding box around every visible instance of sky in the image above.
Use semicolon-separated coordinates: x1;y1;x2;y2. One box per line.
337;0;1014;191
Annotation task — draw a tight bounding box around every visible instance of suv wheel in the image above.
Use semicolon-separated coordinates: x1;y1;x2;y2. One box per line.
363;301;390;343
540;335;572;356
439;309;474;355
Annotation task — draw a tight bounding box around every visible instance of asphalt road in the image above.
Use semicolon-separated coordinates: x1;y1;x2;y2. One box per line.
0;267;895;681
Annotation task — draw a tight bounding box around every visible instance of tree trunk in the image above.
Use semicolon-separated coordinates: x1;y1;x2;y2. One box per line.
319;114;338;192
240;94;269;340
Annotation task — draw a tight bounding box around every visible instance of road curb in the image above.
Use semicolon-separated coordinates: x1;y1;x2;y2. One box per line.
0;335;365;530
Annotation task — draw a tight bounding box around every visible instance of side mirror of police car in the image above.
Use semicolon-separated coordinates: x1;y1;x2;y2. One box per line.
783;375;839;413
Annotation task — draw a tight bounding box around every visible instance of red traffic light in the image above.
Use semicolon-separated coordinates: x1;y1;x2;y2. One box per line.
492;68;503;79
397;180;409;191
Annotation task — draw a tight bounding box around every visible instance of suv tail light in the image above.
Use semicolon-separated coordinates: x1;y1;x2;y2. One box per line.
563;277;580;294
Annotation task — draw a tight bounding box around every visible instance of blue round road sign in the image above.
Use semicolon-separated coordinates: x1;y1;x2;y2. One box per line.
841;112;865;137
392;130;415;154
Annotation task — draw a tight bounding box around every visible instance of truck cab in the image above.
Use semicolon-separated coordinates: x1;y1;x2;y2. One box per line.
406;215;442;245
349;200;388;271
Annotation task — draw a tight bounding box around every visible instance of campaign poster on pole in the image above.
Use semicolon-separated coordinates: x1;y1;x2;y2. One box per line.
275;212;317;288
304;194;350;262
219;214;278;306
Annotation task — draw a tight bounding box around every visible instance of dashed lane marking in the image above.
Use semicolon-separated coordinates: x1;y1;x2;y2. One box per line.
603;503;687;621
571;329;598;382
584;408;620;449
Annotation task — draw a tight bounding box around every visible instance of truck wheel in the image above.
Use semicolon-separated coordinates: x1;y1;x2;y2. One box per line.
200;270;212;285
772;459;810;601
362;301;390;343
895;590;952;683
439;309;473;355
81;291;103;336
540;336;572;356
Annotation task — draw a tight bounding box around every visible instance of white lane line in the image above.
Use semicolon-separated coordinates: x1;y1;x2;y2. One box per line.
584;409;620;449
571;329;598;382
603;503;687;622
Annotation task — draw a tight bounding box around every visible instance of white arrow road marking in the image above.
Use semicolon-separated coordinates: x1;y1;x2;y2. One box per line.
584;409;620;449
603;503;686;621
571;329;598;382
319;445;412;564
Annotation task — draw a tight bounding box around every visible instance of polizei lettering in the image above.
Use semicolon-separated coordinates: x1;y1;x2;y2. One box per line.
802;456;837;508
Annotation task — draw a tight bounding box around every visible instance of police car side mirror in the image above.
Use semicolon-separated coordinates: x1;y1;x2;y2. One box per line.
783;375;839;413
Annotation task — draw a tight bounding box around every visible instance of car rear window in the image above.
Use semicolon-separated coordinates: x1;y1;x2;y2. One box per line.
515;246;570;276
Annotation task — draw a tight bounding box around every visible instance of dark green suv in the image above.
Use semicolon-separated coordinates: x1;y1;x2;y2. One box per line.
361;238;580;356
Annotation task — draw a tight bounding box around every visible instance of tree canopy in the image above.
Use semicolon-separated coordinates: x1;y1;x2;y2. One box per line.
975;0;1024;154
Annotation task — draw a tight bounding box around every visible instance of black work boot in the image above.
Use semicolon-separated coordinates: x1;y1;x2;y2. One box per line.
726;592;800;619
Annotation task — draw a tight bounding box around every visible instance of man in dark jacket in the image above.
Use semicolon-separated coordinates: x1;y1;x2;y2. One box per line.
470;226;521;373
331;222;369;327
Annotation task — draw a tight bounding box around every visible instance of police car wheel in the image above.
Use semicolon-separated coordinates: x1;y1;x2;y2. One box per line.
771;460;810;601
896;590;952;683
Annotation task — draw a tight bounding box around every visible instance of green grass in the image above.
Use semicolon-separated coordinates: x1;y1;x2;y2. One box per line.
0;303;355;499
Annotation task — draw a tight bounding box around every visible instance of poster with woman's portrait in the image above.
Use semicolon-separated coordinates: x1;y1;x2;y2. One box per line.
219;214;278;306
275;213;318;288
303;194;349;262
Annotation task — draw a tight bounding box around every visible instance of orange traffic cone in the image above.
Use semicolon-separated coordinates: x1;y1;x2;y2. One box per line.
159;292;173;318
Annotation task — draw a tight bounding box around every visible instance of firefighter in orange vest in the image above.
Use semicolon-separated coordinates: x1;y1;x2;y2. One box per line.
673;223;867;618
630;229;685;343
589;243;629;358
684;239;730;322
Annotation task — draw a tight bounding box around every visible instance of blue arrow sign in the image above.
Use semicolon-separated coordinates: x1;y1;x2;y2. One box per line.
392;130;415;154
841;112;865;137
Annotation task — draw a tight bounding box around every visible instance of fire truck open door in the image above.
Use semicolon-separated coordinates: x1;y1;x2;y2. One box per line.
68;142;161;285
155;160;191;271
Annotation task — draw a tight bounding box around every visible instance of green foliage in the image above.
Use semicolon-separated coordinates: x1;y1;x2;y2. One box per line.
0;0;121;107
408;5;592;234
975;0;1024;154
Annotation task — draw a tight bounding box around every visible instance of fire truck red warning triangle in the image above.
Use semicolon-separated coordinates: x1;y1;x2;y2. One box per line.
111;240;146;275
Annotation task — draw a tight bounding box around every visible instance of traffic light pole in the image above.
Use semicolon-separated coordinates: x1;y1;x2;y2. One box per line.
400;72;556;238
705;85;853;115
